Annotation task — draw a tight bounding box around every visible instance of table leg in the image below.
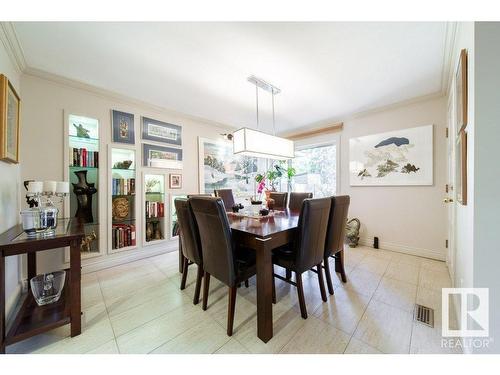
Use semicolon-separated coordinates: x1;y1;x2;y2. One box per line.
27;252;36;280
255;238;273;343
178;238;184;273
0;256;5;354
69;239;81;337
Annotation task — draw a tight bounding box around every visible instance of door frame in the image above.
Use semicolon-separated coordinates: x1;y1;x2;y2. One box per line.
446;81;457;281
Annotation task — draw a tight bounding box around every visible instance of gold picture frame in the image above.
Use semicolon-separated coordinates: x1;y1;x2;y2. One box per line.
0;74;21;163
455;49;468;136
456;131;467;205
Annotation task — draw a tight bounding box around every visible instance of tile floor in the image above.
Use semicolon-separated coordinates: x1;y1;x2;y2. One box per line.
7;246;460;354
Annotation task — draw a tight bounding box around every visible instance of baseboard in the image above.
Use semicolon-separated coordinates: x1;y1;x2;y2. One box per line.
358;237;446;261
81;240;178;274
6;282;22;320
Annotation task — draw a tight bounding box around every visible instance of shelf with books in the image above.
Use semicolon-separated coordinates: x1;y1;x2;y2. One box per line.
109;146;138;253
143;173;167;246
64;113;103;260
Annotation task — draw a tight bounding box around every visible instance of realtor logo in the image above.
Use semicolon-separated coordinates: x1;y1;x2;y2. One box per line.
442;288;489;337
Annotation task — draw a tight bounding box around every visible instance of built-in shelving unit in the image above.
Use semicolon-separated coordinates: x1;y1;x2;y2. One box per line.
109;146;137;253
64;113;104;260
143;172;167;246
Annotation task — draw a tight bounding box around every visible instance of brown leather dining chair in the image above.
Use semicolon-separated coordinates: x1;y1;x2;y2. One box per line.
187;193;212;198
174;198;204;305
272;197;331;319
214;189;235;210
288;192;313;211
190;196;257;336
323;195;350;294
269;192;288;210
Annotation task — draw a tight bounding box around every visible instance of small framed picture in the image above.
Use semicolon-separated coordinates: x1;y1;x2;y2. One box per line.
142;117;182;146
143;143;183;169
112;110;135;144
0;74;20;163
169;174;182;189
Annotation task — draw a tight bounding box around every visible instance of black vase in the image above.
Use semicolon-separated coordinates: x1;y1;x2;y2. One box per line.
73;170;97;223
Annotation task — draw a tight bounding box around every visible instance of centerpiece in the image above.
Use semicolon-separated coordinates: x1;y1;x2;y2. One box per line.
255;160;296;199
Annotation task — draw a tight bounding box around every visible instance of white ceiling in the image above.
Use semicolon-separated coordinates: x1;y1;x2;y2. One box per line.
13;22;448;133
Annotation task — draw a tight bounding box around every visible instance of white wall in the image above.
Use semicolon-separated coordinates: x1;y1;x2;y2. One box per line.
339;96;447;260
0;34;22;317
19;71;232;274
473;22;500;354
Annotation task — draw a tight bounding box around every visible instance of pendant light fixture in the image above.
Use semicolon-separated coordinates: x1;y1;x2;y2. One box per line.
233;75;294;160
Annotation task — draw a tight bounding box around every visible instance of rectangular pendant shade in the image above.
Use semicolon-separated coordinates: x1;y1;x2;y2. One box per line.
233;128;294;160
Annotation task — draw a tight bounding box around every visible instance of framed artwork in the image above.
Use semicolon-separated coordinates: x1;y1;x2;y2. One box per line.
198;137;264;195
0;74;20;163
456;131;467;205
142;117;182;146
143;143;183;169
112;110;135;144
349;125;433;186
169;174;182;189
455;49;468;135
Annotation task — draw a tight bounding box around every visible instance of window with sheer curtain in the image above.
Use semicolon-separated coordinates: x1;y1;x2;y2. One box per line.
289;143;337;197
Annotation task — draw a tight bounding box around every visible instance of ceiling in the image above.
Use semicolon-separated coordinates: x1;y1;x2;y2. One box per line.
12;22;449;133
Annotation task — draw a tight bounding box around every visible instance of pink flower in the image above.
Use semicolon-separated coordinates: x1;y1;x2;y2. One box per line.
257;180;266;194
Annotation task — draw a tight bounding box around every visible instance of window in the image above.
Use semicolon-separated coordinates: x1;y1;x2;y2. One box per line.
290;142;337;197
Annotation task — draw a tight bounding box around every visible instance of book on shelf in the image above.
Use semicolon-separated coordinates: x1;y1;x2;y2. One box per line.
145;201;164;218
112;178;136;195
70;147;99;168
112;223;136;249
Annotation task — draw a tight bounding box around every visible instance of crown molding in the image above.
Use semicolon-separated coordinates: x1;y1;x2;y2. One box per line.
441;21;458;96
23;67;235;131
0;22;27;73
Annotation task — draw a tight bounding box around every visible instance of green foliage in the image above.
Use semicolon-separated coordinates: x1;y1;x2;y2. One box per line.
255;160;296;191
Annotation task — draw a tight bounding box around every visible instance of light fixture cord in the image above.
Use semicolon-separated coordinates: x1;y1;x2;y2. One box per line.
255;85;259;130
272;89;276;136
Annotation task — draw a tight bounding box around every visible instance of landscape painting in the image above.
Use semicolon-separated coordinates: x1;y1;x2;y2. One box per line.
198;137;264;197
349;125;433;186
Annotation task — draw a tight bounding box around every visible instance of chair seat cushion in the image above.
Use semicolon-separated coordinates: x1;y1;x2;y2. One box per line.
272;244;296;271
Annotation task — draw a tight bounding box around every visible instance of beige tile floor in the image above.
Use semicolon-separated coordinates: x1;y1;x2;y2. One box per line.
7;246;460;354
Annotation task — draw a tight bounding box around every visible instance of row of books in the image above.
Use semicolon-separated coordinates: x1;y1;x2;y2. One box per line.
112;178;136;196
112;224;136;249
69;147;99;168
145;201;165;218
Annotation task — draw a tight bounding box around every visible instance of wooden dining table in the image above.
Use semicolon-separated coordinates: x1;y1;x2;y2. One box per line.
227;209;299;343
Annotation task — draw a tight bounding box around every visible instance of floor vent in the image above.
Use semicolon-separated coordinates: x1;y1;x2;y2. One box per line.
414;304;434;328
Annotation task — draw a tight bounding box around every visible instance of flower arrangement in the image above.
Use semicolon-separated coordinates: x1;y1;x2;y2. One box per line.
255;160;296;193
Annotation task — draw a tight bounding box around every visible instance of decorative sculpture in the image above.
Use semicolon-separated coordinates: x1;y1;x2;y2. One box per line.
345;218;361;248
81;231;97;252
73;123;91;138
73;170;97;223
113;160;133;170
112;197;129;221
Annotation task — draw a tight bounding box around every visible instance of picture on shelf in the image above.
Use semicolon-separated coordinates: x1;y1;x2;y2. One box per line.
112;110;135;144
141;116;182;146
0;74;21;163
169;174;182;189
143;143;183;169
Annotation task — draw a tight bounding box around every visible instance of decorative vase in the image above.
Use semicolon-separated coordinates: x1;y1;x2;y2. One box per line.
73;170;97;223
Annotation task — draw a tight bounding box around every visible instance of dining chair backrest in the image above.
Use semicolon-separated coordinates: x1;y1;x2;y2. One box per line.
288;192;313;211
190;196;237;286
187;193;212;198
293;197;331;273
214;189;235;210
324;195;350;257
174;198;203;265
269;192;288;210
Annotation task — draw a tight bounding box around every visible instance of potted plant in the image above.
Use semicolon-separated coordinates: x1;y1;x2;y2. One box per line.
255;161;296;198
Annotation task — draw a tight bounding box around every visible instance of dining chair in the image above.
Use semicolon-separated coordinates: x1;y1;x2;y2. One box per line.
190;196;257;336
288;192;313;211
269;192;288;210
214;189;235;210
174;198;204;305
323;195;350;294
272;197;331;319
187;193;212;198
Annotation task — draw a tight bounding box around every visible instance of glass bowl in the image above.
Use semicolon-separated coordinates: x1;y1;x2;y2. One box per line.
30;271;66;306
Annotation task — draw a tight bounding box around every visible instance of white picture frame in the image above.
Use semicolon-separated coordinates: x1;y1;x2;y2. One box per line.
349;125;433;186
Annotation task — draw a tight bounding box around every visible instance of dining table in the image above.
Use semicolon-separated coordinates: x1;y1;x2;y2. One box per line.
227;209;299;343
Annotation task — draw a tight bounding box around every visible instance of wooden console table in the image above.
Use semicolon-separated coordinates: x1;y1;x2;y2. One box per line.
0;218;85;354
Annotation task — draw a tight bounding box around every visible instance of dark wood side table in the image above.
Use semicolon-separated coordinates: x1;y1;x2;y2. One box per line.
0;218;85;354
